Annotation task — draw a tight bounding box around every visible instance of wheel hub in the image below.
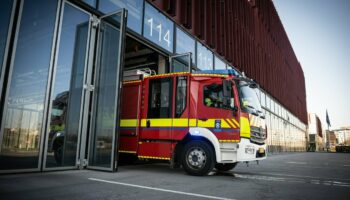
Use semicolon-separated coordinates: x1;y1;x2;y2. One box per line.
187;148;207;169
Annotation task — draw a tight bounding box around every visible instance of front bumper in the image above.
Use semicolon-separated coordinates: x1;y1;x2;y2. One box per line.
237;138;267;162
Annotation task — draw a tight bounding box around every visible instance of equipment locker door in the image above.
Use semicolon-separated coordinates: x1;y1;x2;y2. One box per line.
87;9;127;171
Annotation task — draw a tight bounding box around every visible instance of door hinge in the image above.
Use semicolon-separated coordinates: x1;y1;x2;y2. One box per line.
91;16;100;29
77;159;88;168
83;84;95;91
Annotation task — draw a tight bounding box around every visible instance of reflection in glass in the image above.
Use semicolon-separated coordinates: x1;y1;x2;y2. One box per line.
89;15;121;168
214;56;226;70
0;0;58;170
175;27;195;64
143;2;174;52
99;0;143;34
196;42;213;70
46;4;89;167
0;0;13;74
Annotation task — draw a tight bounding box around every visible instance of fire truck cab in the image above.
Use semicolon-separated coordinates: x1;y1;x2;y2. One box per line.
119;69;266;176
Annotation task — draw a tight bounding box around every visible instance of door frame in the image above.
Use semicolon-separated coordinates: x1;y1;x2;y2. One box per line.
86;9;127;172
0;0;62;174
42;0;93;171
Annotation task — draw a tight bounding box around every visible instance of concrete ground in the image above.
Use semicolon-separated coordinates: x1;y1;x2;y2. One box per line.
0;152;350;200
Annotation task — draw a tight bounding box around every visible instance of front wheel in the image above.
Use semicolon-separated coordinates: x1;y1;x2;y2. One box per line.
215;163;237;172
181;141;215;176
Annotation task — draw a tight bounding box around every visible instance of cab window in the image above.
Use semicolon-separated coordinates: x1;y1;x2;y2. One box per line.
203;83;232;109
148;78;173;118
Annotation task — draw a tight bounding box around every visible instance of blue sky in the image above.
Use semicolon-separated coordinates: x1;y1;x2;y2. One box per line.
273;0;350;129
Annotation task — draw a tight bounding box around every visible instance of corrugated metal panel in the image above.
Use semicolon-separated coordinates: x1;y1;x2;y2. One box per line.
148;0;308;124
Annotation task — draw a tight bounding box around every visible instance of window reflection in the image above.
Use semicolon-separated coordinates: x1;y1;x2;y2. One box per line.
0;0;58;170
175;27;195;64
214;56;226;70
143;2;174;52
0;0;13;76
196;42;213;70
99;0;143;34
46;3;89;167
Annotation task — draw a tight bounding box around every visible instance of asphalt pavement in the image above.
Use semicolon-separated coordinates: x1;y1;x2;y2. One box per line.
0;152;350;200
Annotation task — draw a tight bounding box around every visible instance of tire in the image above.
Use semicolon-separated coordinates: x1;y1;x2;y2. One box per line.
54;145;63;165
215;163;237;172
181;141;215;176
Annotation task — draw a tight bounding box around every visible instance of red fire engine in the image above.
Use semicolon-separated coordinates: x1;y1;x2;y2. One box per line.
119;69;266;175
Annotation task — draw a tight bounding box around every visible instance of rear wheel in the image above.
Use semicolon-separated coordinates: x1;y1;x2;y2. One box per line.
215;163;237;172
181;141;215;176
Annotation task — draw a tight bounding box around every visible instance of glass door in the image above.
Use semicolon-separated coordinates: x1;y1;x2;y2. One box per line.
87;10;127;171
169;52;192;73
43;2;91;170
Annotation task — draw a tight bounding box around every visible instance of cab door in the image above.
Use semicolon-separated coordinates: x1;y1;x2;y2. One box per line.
197;78;240;142
137;77;173;160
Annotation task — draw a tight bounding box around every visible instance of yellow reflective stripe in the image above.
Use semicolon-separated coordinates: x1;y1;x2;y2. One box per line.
219;140;240;143
240;117;251;138
197;119;216;128
123;80;141;84
225;119;236;128
189;119;197;127
191;73;228;78
140;119;172;127
120;119;138;127
138;156;171;160
232;118;240;128
172;118;188;127
145;72;189;79
118;150;136;154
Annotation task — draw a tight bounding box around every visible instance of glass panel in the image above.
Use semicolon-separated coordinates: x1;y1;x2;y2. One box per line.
175;76;187;118
81;0;97;8
143;2;174;52
99;0;143;34
0;0;58;170
45;3;90;168
89;13;124;169
175;27;195;64
0;0;13;74
148;78;173;118
171;53;191;73
196;42;213;70
214;55;226;70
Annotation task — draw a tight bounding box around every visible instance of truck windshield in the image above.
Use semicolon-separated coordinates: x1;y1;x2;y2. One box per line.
238;82;262;115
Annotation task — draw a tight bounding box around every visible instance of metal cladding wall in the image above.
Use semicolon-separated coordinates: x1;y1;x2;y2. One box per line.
147;0;308;124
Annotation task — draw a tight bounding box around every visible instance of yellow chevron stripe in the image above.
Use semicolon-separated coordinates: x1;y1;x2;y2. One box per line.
231;118;240;128
138;156;171;160
225;119;237;128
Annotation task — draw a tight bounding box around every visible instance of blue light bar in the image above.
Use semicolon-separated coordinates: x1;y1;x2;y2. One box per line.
193;69;241;76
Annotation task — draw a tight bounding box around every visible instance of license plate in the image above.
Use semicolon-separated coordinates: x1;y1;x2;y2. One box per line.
245;146;255;154
258;148;265;154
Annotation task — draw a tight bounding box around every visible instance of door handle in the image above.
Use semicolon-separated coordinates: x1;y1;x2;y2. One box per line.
146;120;151;128
198;118;208;121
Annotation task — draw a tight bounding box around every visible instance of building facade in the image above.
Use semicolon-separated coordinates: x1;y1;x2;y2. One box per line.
333;127;350;146
0;0;307;173
307;113;324;152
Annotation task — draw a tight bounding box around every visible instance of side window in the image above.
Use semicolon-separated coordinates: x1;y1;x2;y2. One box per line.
203;83;232;109
175;76;187;117
148;78;172;118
